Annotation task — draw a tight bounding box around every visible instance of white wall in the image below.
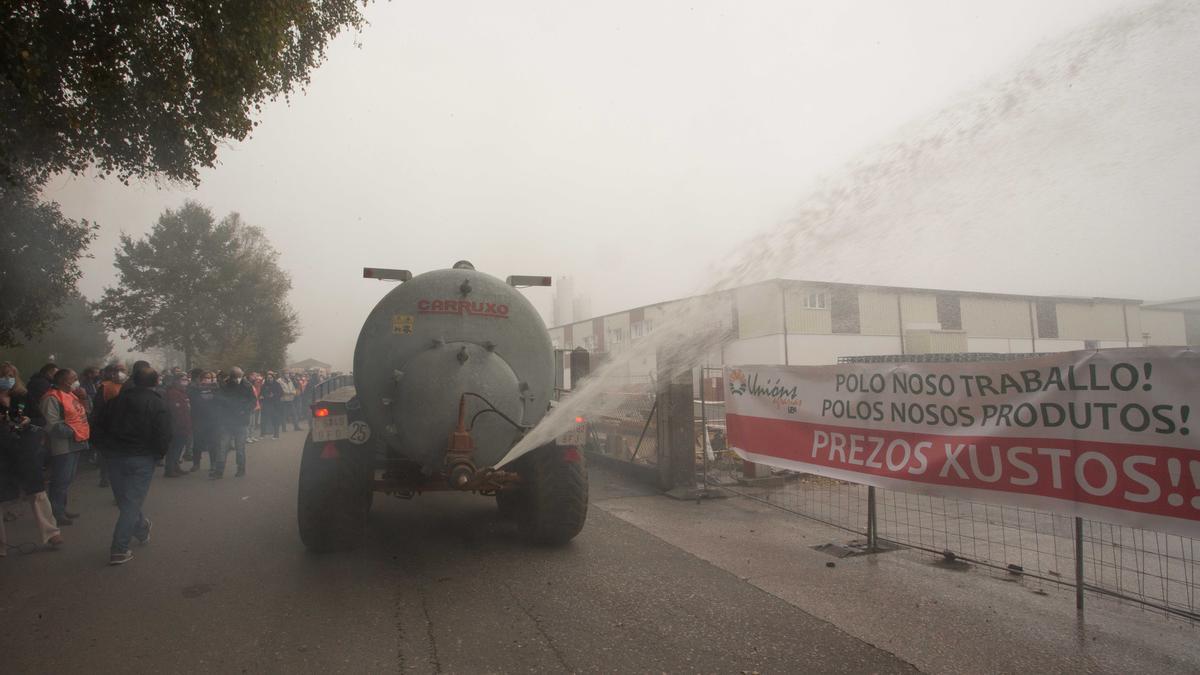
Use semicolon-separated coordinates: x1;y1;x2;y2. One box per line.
722;335;784;366
787;334;903;366
1140;309;1188;345
967;337;1037;353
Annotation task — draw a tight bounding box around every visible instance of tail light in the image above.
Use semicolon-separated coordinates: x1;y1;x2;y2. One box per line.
312;407;330;418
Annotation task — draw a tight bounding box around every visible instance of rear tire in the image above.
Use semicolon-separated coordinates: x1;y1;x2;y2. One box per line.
297;433;373;553
516;444;588;544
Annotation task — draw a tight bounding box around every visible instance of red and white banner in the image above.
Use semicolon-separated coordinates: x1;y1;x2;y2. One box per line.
725;348;1200;537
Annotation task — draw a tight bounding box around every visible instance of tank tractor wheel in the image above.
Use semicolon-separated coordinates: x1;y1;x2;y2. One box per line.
496;489;522;520
514;444;589;545
297;433;373;553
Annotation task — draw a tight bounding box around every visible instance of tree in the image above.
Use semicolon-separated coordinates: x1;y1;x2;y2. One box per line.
1;1;368;191
0;189;98;347
5;292;113;377
94;201;299;371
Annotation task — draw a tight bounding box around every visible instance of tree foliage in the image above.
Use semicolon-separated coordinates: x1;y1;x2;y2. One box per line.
1;1;368;190
0;188;98;346
4;292;113;377
94;201;299;371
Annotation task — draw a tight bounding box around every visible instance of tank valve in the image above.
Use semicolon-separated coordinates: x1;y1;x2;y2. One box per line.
457;346;470;364
459;279;472;296
448;463;474;488
446;395;477;489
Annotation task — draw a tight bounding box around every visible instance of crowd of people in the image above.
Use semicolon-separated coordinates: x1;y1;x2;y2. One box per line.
0;359;322;565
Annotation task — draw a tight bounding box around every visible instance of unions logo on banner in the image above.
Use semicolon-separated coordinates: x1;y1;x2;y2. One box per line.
727;368;802;416
724;347;1200;538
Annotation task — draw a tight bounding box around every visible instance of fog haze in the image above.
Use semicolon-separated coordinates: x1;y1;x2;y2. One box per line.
43;0;1198;370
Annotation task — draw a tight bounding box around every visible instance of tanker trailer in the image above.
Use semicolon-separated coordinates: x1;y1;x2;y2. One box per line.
297;261;588;552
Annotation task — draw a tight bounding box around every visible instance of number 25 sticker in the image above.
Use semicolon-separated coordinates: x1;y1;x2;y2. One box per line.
348;420;372;445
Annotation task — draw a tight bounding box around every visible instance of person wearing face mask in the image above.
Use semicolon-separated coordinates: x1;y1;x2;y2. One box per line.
214;366;256;478
187;370;220;473
0;363;29;524
0;369;63;555
163;374;192;477
41;369;91;525
91;363;127;489
260;372;285;439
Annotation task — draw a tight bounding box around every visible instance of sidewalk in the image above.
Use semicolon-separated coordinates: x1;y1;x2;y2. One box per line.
589;464;1200;675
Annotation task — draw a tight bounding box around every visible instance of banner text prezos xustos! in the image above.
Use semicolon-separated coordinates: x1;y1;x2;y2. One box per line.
725;348;1200;536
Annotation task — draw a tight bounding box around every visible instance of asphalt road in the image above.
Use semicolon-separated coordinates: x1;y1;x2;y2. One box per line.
1;429;916;673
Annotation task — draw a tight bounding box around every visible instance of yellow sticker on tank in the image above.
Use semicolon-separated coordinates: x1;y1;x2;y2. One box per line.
392;314;415;335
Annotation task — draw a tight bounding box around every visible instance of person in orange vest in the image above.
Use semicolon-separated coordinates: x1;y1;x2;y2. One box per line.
41;369;91;525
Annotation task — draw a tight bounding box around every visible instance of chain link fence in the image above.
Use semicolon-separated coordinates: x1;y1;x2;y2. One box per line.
701;359;1200;623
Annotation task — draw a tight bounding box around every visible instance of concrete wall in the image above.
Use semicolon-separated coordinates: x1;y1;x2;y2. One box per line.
570;320;592;350
1139;309;1188;345
858;290;900;336
722;334;783;366
784;286;832;334
736;284;782;339
899;293;939;327
961;297;1032;338
787;334;903;366
967;337;1037;353
604;312;631;353
1055;302;1129;341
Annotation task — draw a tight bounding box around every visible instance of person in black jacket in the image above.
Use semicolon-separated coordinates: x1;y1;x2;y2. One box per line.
0;374;63;554
185;369;213;472
97;367;171;566
24;363;58;427
260;372;285;439
214;367;256;479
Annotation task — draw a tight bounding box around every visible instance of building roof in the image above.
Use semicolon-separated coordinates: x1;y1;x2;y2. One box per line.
288;358;332;370
1142;297;1200;313
548;278;1150;331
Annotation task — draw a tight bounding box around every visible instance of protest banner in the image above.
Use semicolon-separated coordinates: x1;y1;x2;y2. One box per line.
725;347;1200;537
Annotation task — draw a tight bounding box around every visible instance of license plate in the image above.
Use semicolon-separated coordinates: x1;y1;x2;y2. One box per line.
556;425;586;447
312;414;349;442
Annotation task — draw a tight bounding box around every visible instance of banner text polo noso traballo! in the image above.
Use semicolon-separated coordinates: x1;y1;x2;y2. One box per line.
724;348;1200;537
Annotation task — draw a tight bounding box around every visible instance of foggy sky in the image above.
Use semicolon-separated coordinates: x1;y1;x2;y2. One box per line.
43;0;1198;370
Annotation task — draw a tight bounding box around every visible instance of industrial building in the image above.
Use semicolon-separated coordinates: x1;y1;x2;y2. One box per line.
548;280;1198;371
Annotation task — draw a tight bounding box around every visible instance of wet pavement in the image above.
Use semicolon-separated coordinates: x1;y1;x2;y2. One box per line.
593;475;1200;675
0;430;915;673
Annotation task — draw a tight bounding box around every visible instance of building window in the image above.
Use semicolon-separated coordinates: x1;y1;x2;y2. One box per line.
830;288;860;334
1036;300;1058;339
801;290;827;310
936;294;961;330
631;322;644;339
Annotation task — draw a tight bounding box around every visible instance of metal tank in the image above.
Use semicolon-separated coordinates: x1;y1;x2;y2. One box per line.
351;263;554;471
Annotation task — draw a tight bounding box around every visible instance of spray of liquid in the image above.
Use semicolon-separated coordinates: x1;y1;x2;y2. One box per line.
497;0;1200;467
